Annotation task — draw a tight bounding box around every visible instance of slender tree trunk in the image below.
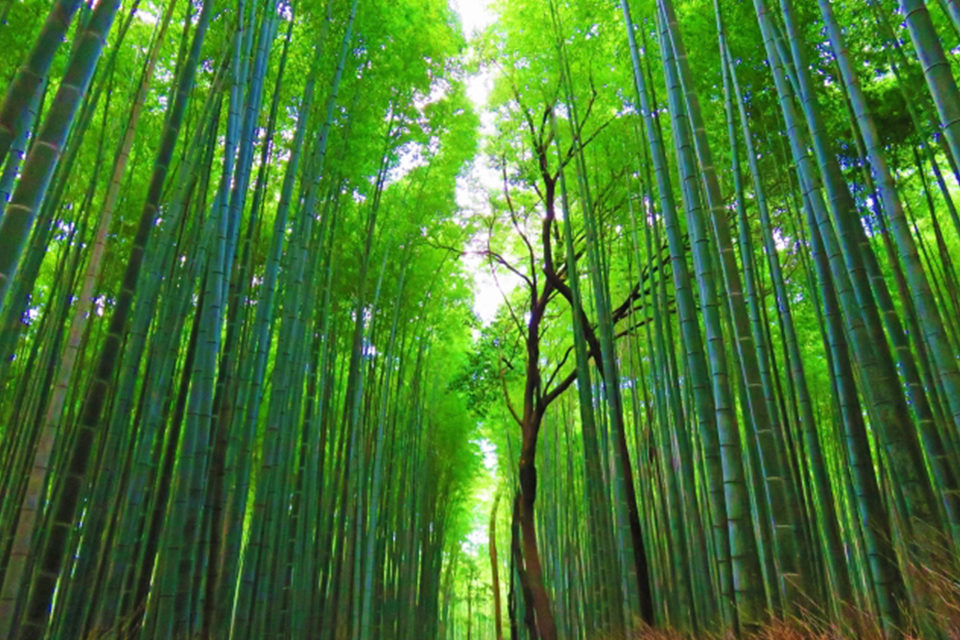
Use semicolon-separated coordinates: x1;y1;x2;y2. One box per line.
491;491;505;640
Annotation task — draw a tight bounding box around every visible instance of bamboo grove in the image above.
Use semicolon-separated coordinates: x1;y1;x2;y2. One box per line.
0;0;485;638
461;0;960;638
3;0;960;639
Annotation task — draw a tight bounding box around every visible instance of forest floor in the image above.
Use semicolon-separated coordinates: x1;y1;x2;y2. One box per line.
622;618;960;640
620;609;960;640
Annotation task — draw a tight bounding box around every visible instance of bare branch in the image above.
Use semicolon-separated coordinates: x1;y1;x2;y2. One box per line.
540;369;578;414
490;257;527;339
498;356;523;427
501;159;537;287
543;344;575;394
558;115;614;174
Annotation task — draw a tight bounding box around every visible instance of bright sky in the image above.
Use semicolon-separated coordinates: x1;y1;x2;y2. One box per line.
449;0;506;553
449;0;496;37
448;0;525;329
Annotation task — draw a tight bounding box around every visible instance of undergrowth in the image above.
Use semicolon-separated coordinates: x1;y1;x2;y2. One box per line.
617;550;960;640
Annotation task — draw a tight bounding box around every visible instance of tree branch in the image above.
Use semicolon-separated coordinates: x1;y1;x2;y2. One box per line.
498;355;523;427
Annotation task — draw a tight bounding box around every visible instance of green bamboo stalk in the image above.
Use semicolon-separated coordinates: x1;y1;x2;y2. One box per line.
0;0;81;163
0;0;119;311
719;21;849;611
901;0;960;177
0;6;176;630
11;2;210;635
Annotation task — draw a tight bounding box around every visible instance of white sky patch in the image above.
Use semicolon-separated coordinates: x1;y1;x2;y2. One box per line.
449;0;511;562
468;254;521;326
449;0;518;327
450;0;495;36
135;5;158;25
386;140;430;186
385;83;448;186
455;162;519;326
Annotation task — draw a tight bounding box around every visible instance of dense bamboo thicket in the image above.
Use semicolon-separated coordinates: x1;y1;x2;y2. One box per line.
453;0;960;638
0;1;483;638
3;0;960;639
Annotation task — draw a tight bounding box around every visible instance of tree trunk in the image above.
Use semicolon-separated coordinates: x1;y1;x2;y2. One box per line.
491;491;505;640
517;436;557;640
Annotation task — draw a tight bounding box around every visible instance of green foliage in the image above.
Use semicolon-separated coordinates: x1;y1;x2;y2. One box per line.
3;0;960;638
